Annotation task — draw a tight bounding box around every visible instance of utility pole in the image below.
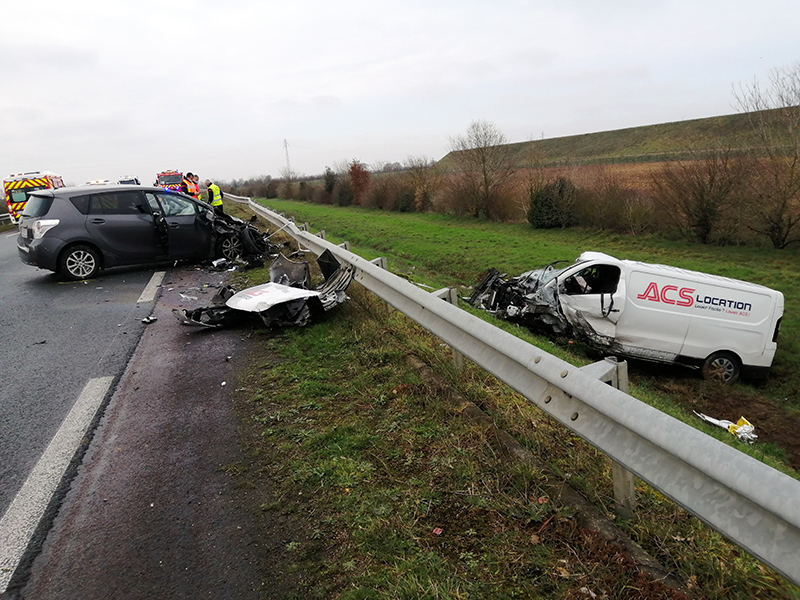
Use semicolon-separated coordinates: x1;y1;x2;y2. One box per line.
283;139;293;180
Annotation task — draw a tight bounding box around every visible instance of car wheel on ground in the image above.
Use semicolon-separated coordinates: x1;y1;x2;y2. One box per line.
241;226;269;255
60;244;100;280
217;234;243;260
702;351;741;384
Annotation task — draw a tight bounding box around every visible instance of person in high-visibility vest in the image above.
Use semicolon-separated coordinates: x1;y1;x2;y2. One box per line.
205;179;224;215
191;174;201;200
181;172;195;196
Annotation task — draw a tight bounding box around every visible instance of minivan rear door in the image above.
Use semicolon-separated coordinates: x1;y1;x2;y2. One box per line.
81;191;165;264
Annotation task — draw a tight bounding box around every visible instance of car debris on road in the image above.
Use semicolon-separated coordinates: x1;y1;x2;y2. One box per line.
173;249;354;329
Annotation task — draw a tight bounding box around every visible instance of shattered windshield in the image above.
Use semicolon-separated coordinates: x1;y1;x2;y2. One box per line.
517;261;570;290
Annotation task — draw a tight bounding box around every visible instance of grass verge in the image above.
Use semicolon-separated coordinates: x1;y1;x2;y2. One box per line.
220;200;800;599
230;282;799;599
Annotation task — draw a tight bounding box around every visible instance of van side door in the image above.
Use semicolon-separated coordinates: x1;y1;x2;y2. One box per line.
557;263;624;341
616;269;693;358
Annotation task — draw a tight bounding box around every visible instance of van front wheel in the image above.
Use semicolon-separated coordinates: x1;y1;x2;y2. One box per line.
702;351;741;384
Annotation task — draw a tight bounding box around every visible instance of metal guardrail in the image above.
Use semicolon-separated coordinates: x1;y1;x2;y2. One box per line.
239;197;800;586
0;213;12;224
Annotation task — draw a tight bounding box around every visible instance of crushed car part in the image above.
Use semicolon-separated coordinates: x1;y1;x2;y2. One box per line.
173;249;354;329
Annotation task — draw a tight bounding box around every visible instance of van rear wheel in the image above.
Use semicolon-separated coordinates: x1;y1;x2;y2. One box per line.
702;351;741;384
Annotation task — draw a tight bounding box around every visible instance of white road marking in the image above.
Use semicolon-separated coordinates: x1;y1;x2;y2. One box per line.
0;376;114;592
137;271;166;304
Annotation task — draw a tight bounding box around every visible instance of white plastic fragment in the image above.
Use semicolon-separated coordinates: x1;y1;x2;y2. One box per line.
694;411;758;443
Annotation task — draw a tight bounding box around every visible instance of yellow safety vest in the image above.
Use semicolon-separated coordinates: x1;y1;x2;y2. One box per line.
208;183;223;206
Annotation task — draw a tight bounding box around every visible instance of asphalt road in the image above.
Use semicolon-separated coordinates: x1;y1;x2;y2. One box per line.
1;236;299;599
0;231;160;587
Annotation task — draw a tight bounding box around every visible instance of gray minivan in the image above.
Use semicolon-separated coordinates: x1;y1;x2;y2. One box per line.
17;184;262;280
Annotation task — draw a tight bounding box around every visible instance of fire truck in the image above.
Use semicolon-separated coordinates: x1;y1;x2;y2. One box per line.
4;171;65;223
155;169;183;191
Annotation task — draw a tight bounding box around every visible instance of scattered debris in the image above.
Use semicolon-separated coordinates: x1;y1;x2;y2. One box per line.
694;412;758;443
173;249;354;329
142;316;158;324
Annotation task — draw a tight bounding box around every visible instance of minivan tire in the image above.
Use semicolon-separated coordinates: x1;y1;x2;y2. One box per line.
702;351;741;384
241;226;267;255
59;244;101;280
217;234;243;260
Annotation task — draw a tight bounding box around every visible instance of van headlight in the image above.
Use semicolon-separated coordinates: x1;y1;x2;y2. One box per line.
33;219;60;239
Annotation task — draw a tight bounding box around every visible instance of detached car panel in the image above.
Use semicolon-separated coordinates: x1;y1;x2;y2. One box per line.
17;184;268;280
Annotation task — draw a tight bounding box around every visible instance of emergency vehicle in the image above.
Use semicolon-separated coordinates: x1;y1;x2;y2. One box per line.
4;171;65;223
155;170;183;191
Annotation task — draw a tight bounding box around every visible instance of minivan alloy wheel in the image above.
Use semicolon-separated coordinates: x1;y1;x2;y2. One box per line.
61;245;100;280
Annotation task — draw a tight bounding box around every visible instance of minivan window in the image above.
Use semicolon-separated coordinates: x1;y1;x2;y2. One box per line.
70;194;92;214
156;193;197;217
87;192;146;216
20;195;54;218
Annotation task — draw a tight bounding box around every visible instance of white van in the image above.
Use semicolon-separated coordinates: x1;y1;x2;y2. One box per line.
469;252;784;383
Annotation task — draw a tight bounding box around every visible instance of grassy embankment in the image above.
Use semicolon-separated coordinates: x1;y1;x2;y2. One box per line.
224;199;800;600
439;110;782;170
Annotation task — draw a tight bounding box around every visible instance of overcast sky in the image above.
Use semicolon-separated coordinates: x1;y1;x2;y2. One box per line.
1;0;797;185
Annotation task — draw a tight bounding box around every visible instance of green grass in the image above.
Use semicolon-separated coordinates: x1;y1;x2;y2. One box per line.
222;200;800;599
231;282;799;599
257;198;800;410
437;109;797;169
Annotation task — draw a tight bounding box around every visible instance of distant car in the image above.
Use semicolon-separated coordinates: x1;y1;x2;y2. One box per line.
17;184;268;280
117;176;140;185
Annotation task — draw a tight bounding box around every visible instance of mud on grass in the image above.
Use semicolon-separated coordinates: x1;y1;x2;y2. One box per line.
225;281;798;599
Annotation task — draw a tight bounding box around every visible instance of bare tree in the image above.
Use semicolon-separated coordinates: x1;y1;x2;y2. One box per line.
652;145;750;244
404;155;442;212
733;63;800;248
447;120;516;219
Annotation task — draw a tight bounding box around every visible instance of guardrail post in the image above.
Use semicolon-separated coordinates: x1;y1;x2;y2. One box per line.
339;241;350;251
317;230;326;240
580;357;636;520
370;258;392;313
432;288;464;370
609;358;636;520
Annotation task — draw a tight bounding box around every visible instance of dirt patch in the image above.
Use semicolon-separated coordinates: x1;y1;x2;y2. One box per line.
647;375;800;472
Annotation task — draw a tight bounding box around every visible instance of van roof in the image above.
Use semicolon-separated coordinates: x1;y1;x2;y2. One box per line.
577;251;780;294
